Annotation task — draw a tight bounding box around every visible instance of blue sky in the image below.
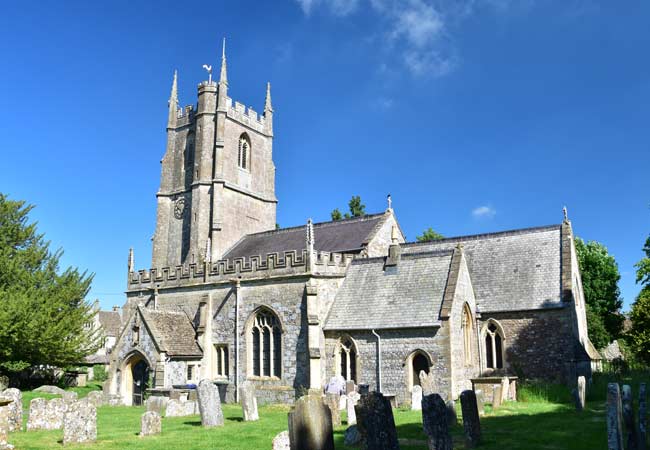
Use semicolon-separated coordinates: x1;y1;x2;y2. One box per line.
1;0;648;310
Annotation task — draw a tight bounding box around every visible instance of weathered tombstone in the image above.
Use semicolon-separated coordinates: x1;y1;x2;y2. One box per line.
491;384;502;409
446;400;457;427
288;394;334;450
325;376;345;395
622;385;638;450
509;379;517;401
577;376;586;411
239;380;259;421
607;383;624;450
346;381;356;394
422;393;452;450
500;377;509;403
34;385;65;395
85;391;104;408
62;391;78;403
165;399;195;417
475;390;485;415
411;385;423;411
358;384;370;396
0;377;8;392
0;400;11;450
324;393;341;427
1;389;21;432
45;398;67;430
63;400;97;445
197;379;224;427
344;425;361;446
347;394;357;425
355;392;399;450
639;383;647;450
339;394;348;411
27;398;48;431
140;411;161;437
419;370;436;396
272;430;290;450
146;396;168;416
460;390;481;448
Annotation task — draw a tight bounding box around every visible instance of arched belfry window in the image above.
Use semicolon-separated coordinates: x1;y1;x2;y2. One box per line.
482;320;505;370
238;134;250;171
462;304;473;366
184;132;195;185
249;308;281;378
337;337;358;382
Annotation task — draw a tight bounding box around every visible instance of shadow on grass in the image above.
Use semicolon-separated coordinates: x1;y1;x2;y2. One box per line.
227;417;244;422
182;420;202;427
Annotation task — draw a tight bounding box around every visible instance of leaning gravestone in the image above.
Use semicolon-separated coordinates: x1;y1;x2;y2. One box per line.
140;411;161;437
446;400;457;426
272;430;290;450
146;396;168;416
26;398;48;431
419;370;436;396
422;393;452;450
239;380;259;421
607;383;624;450
45;398;67;429
85;391;104;408
1;389;21;432
639;383;647;450
475;390;485;415
324;393;341;427
460;390;481;448
491;385;502;409
347;394;357;425
288;394;334;450
63;400;97;445
197;379;224;427
411;385;422;411
355;392;399;450
622;385;638;450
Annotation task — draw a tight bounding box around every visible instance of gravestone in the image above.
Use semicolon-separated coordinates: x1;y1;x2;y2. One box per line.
577;376;586;411
419;370;436;396
62;391;78;403
622;385;638;450
344;425;361;446
509;379;517;401
27;398;48;431
45;398;67;429
639;383;647;450
272;430;290;450
446;400;457;426
85;391;103;408
146;396;168;416
197;379;224;427
34;385;65;395
346;381;356;394
324;393;341;427
288;394;334;450
339;394;347;411
239;380;259;421
355;392;399;450
500;377;509;403
63;400;97;445
358;384;370;396
140;411;161;437
460;390;481;448
347;394;357;425
491;384;502;409
1;389;21;432
422;393;452;450
325;376;345;395
0;377;8;392
165;399;195;417
607;383;624;450
411;385;422;411
0;400;11;450
475;390;485;415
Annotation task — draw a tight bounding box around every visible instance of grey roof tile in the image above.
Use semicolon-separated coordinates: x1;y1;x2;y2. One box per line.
97;311;122;337
140;308;202;357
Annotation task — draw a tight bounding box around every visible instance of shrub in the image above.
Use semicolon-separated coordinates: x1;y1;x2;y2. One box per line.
93;364;107;382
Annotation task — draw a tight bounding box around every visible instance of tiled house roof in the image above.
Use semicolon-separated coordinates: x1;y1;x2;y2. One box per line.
140;308;202;357
97;311;122;337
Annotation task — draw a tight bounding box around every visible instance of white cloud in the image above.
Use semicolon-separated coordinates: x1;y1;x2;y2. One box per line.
295;0;361;16
472;205;496;219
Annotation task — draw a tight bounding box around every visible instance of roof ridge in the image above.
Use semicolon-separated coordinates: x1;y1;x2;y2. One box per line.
402;224;562;247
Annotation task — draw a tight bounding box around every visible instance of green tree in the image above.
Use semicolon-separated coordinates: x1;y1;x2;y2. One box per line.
331;208;342;221
348;196;365;218
628;288;650;365
416;228;444;242
574;237;624;343
0;193;98;375
585;304;610;349
634;236;650;288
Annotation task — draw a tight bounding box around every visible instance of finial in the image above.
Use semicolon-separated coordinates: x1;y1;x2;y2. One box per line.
306;218;314;248
128;247;134;273
205;238;212;263
265;82;273;112
391;224;399;244
202;64;213;84
563;206;568;222
219;37;228;85
387;194;392;211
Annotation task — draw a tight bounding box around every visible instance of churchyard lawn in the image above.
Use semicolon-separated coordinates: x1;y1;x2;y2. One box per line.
8;378;628;449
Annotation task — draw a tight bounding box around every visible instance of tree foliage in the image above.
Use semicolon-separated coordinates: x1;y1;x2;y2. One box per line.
635;236;650;287
330;208;342;221
0;193;99;374
628;287;650;365
330;196;366;221
574;237;623;343
416;228;444;243
585;304;610;350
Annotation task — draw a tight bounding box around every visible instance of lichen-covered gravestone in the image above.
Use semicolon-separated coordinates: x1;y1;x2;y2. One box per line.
475;390;485;415
26;398;48;431
63;400;97;445
45;398;67;429
460;389;481;448
1;389;21;432
0;398;13;450
355;392;399;450
422;393;452;450
419;370;436;396
324;393;341;427
607;383;624;450
85;391;103;408
62;391;78;403
197;379;224;427
146;396;168;416
288;394;334;450
239;380;259;421
622;385;638;450
411;385;422;411
639;383;647;450
165;399;195;417
272;430;290;450
140;411;161;437
491;384;502;409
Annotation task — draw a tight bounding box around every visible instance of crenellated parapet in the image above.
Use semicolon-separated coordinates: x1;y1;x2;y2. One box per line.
128;249;353;290
174;105;195;128
225;97;268;134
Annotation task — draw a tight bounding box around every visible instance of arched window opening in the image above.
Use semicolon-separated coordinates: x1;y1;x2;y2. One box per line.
338;338;358;382
238;134;250;170
484;322;504;369
250;309;281;378
184;132;195;186
462;304;473;365
412;353;429;387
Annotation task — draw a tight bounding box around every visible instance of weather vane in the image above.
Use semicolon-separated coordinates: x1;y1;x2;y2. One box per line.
202;64;213;83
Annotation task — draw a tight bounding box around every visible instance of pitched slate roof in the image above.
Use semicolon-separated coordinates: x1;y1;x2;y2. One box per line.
324;251;453;330
139;308;202;357
402;225;563;313
223;213;387;260
97;311;122;337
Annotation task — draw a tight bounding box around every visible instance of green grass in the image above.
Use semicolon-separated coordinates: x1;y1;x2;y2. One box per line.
5;379;631;449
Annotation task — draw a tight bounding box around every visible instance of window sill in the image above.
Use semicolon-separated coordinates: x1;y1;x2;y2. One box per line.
247;376;282;381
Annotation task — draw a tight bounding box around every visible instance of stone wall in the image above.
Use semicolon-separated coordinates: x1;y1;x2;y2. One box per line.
364;212;405;257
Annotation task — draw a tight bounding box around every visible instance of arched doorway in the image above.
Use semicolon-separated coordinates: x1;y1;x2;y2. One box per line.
405;350;432;393
412;353;430;387
121;353;151;406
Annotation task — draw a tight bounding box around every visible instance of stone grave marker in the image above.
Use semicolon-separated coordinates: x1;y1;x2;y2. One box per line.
62;391;78;403
475;390;485;415
63;400;97;445
419;370;436;396
500;377;509;403
344;425;361;446
491;384;502;409
422;393;452;450
509;379;517;401
347;394;357;425
85;391;103;408
346;380;356;394
197;379;224;427
288;394;334;450
460;389;481;448
411;385;423;411
324;393;341;427
355;392;399;450
1;389;21;432
446;400;457;426
165;399;195;417
239;380;259;421
0;377;8;392
45;398;67;429
358;384;370;396
0;398;12;450
339;394;347;411
577;376;586;411
639;383;647;450
607;383;624;450
26;398;48;431
622;384;638;450
146;396;168;416
140;411;161;437
272;430;290;450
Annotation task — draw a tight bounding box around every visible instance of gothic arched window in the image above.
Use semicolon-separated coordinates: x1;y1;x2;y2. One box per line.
249;309;281;378
462;304;473;366
184;132;195;185
337;337;358;382
483;320;505;370
238;134;251;171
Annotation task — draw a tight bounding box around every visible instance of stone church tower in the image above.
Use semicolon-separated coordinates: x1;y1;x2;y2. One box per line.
152;41;277;267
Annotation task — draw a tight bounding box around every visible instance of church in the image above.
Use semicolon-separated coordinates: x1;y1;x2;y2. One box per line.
106;44;599;407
